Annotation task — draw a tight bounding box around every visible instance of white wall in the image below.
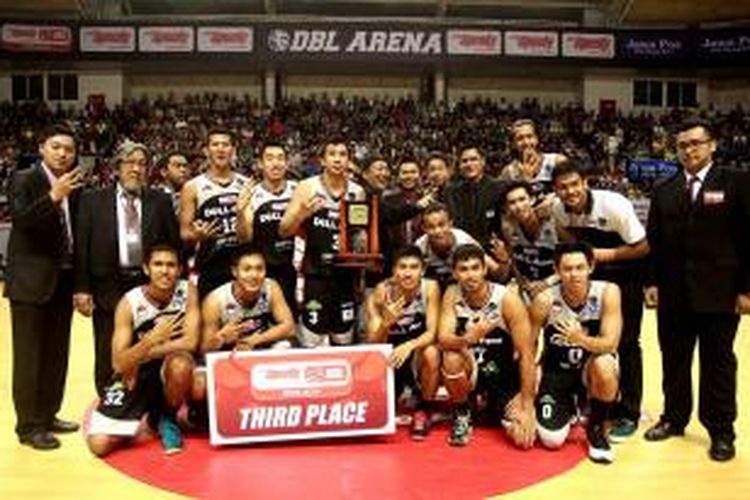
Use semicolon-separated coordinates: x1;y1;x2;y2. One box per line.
127;74;262;100
78;72;123;107
283;75;419;99
448;77;581;106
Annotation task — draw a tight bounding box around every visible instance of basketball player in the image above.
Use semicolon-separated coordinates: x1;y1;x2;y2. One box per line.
237;143;298;312
279;137;366;347
490;181;566;301
501;119;567;211
180;127;249;298
530;242;621;464
415;203;500;291
551;160;647;441
366;245;441;440
438;244;536;449
86;244;200;457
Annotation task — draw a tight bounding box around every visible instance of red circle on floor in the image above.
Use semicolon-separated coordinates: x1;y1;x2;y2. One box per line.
99;424;587;498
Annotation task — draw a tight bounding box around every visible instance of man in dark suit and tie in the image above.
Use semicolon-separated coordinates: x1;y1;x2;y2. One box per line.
6;125;82;450
74;141;180;396
644;119;750;461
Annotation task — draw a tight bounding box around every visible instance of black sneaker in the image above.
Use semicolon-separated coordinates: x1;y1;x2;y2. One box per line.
587;424;614;464
448;408;472;447
410;410;431;441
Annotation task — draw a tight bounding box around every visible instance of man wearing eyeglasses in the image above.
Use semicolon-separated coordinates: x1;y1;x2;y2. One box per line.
644;118;750;462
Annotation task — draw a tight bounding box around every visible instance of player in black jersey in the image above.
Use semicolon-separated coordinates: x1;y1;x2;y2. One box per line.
366;245;441;440
180;127;249;299
530;242;621;464
279;137;365;347
439;244;536;449
237;143;298;314
86;244;200;457
490;181;566;301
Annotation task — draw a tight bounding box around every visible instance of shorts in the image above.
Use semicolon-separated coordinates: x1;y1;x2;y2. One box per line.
464;347;520;413
87;363;163;436
196;248;236;300
536;353;619;431
299;273;357;346
267;264;298;317
394;347;423;397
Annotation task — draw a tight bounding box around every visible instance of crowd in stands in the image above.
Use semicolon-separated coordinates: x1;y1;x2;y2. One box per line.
1;94;750;219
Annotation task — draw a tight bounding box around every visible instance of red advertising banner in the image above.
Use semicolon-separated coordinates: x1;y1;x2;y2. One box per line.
206;345;396;445
138;26;194;52
80;26;135;52
562;32;615;59
446;29;502;55
1;23;72;52
197;26;253;52
504;30;558;57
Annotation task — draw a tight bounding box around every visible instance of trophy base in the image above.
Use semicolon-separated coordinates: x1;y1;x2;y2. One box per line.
332;253;383;271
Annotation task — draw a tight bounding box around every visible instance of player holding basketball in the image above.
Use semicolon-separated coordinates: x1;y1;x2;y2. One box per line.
366;245;441;440
86;244;200;457
438;244;536;449
530;242;621;464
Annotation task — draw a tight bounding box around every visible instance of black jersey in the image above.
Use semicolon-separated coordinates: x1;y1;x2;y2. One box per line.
302;176;365;277
415;228;479;291
504;217;557;281
384;279;431;346
214;279;274;350
250;181;297;268
455;282;516;373
541;280;606;372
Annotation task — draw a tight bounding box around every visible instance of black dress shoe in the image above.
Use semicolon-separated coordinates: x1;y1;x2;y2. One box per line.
644;421;685;442
709;438;735;462
19;431;61;450
48;417;80;433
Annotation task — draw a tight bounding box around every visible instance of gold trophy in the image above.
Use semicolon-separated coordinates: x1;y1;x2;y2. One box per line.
333;194;383;270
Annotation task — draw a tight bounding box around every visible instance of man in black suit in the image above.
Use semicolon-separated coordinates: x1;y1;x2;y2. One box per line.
74;141;180;396
644;119;750;461
6;125;82;450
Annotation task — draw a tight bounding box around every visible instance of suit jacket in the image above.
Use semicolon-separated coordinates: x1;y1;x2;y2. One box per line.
647;165;750;312
444;175;505;250
74;185;179;310
5;164;78;304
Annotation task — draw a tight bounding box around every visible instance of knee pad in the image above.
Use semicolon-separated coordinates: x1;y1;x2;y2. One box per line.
537;423;570;449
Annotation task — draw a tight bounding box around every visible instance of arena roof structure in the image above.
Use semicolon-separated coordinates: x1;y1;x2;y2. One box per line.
1;0;750;26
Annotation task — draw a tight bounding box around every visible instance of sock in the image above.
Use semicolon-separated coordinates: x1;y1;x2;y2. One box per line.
589;398;612;427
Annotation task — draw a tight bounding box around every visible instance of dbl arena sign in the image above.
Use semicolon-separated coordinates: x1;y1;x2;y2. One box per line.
265;27;442;58
206;345;395;445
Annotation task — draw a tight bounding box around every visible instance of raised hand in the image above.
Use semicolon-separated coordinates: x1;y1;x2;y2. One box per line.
50;167;84;202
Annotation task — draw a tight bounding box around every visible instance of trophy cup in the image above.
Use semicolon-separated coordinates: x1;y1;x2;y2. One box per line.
333;193;383;270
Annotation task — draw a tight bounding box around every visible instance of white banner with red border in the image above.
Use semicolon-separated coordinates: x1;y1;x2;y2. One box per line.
1;23;72;52
197;26;254;52
80;26;135;52
206;345;395;445
446;29;502;55
138;26;194;52
562;32;615;59
504;30;558;57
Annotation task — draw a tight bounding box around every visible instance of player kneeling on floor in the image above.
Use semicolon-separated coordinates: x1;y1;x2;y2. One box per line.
530;241;621;464
87;244;201;457
366;245;442;440
190;248;296;422
438;244;536;449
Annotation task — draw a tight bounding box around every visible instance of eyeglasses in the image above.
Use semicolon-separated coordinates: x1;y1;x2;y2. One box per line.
676;138;712;151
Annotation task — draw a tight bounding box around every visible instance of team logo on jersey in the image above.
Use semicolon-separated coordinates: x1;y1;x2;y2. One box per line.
306;300;322;311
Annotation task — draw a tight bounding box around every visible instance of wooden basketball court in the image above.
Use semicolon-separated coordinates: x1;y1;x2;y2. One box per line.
1;292;749;499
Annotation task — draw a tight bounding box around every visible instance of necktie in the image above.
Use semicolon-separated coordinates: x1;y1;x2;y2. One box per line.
687;175;700;203
59;207;72;265
124;193;142;266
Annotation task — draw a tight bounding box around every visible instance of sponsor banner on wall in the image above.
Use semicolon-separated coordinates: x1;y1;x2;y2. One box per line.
197;26;253;52
138;26;194;52
1;23;72;52
261;25;443;60
504;30;558;57
562;32;614;59
80;26;135;52
697;29;750;58
616;31;689;60
206;345;395;445
446;29;502;55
